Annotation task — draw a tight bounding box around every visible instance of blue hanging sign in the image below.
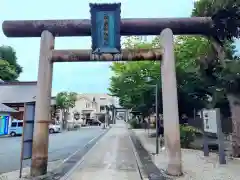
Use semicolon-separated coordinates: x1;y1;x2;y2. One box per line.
90;3;121;54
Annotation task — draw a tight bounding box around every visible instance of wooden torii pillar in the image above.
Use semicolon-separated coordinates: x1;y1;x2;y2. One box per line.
2;17;215;177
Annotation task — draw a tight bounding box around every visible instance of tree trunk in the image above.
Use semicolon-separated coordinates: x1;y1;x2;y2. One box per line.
61;110;65;130
64;110;69;130
210;39;240;157
209;37;226;67
61;109;68;130
227;93;240;157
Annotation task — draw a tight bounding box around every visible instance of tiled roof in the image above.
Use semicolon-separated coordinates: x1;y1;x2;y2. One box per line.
0;103;18;112
0;81;56;105
0;81;37;103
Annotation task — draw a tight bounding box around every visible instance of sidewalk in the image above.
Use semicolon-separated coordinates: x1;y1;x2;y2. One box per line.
132;129;240;180
0;160;62;180
64;120;142;180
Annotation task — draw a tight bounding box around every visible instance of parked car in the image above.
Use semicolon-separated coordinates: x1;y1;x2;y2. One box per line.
49;124;61;134
8;120;61;136
91;120;101;126
86;118;101;126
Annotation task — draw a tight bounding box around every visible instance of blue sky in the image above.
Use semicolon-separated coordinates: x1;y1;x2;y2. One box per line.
1;0;239;95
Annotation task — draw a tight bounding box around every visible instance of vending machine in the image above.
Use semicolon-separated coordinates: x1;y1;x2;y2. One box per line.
0;115;10;135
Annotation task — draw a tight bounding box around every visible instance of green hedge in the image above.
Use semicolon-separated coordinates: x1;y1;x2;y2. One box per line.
129;118;201;148
129;118;142;129
180;125;201;148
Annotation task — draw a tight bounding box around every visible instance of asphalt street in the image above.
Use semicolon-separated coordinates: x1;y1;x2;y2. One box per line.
0;127;105;174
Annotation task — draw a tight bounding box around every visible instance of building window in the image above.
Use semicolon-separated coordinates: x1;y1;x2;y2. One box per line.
18;122;23;127
11;122;17;127
100;105;105;112
100;97;106;100
86;103;90;108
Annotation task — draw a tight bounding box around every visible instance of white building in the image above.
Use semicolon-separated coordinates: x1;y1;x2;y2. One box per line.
67;93;117;124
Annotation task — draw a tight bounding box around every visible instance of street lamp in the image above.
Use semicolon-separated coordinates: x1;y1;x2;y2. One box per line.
149;84;159;154
146;77;160;154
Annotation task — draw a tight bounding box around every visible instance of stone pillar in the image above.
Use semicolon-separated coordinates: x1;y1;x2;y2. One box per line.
31;30;54;176
160;28;182;176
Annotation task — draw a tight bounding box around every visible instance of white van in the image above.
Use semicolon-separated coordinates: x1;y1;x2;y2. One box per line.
8;120;61;136
9;120;23;136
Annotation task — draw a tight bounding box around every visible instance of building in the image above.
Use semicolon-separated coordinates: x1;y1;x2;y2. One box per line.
68;93;117;124
0;81;56;121
0;103;18;135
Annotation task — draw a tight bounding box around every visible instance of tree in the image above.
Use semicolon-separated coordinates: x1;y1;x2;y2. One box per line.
193;0;240;157
192;0;240;41
0;46;22;81
55;91;77;130
109;37;162;118
109;36;209;120
109;60;161;118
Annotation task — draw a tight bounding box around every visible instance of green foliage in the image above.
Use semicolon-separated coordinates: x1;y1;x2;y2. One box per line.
129;118;142;129
192;0;240;41
174;36;211;111
180;125;201;148
175;35;239;111
109;36;209;117
0;60;18;80
55;91;77;110
192;0;240;157
192;0;239;17
191;0;240;106
0;46;22;81
218;60;240;93
109;1;239;123
109;60;160;116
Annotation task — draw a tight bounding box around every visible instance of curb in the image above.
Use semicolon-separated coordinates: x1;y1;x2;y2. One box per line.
0;135;11;138
128;129;149;180
129;129;169;180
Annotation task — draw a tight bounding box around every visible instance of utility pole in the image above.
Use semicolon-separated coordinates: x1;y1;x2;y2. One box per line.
31;30;54;176
147;82;159;154
155;84;159;154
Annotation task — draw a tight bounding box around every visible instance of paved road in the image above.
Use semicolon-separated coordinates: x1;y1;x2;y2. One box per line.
0;127;105;174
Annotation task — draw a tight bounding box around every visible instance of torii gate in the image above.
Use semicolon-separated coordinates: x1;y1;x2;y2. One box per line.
2;3;218;177
114;107;129;122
